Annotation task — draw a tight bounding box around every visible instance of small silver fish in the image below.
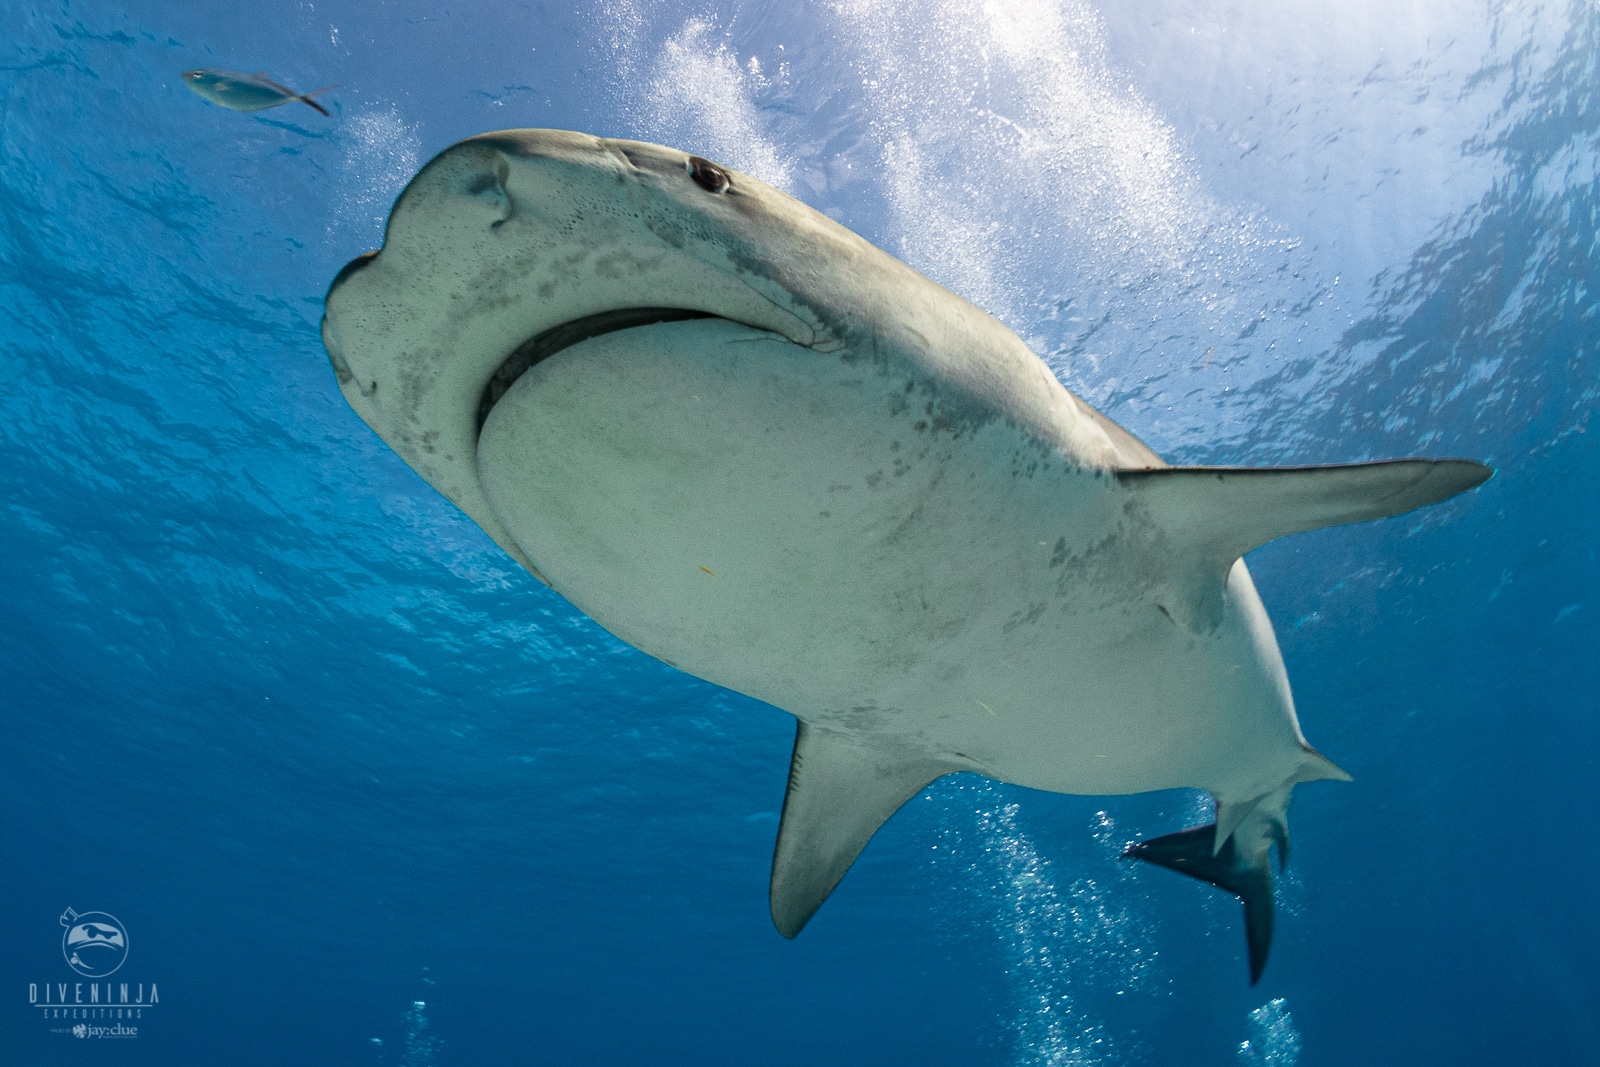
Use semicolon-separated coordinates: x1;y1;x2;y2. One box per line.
182;69;334;116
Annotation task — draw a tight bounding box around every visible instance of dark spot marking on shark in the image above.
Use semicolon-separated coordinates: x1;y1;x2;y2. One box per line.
1003;601;1047;633
477;308;715;434
1049;537;1067;568
687;156;731;193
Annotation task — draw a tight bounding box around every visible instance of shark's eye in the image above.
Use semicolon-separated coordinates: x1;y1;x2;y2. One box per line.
687;156;730;194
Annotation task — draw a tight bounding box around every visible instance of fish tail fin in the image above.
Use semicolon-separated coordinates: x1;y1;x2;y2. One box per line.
298;85;336;116
1127;782;1315;982
1126;821;1277;983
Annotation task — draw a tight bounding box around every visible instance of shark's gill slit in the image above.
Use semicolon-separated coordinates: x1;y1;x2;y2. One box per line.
476;307;716;434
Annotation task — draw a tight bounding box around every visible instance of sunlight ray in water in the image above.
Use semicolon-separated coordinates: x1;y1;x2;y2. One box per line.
823;0;1337;445
332;106;421;240
600;5;794;189
831;0;1229;321
642;19;795;190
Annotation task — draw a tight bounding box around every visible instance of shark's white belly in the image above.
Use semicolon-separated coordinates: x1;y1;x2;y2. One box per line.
476;319;1307;799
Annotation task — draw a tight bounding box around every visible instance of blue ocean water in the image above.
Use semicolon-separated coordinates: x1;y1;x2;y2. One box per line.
0;0;1594;1062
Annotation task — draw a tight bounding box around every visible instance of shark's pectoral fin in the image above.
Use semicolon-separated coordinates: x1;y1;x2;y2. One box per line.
1126;822;1276;984
1121;458;1492;558
769;723;949;938
1120;460;1491;628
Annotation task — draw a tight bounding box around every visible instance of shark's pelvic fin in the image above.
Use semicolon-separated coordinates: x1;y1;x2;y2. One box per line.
1126;822;1276;984
1119;458;1491;631
1213;794;1266;854
769;724;948;938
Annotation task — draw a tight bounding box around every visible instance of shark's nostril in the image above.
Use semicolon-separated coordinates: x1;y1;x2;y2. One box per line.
687;156;731;194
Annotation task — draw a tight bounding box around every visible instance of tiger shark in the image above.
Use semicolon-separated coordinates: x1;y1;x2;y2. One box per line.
320;129;1490;982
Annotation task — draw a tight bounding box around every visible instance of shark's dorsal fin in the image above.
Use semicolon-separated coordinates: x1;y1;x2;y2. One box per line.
769;724;948;938
1120;459;1491;631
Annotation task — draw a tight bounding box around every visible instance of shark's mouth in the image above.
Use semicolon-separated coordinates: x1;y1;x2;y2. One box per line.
476;308;719;434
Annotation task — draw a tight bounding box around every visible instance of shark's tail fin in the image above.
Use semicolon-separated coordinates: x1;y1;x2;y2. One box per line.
297;84;336;116
1126;822;1276;983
